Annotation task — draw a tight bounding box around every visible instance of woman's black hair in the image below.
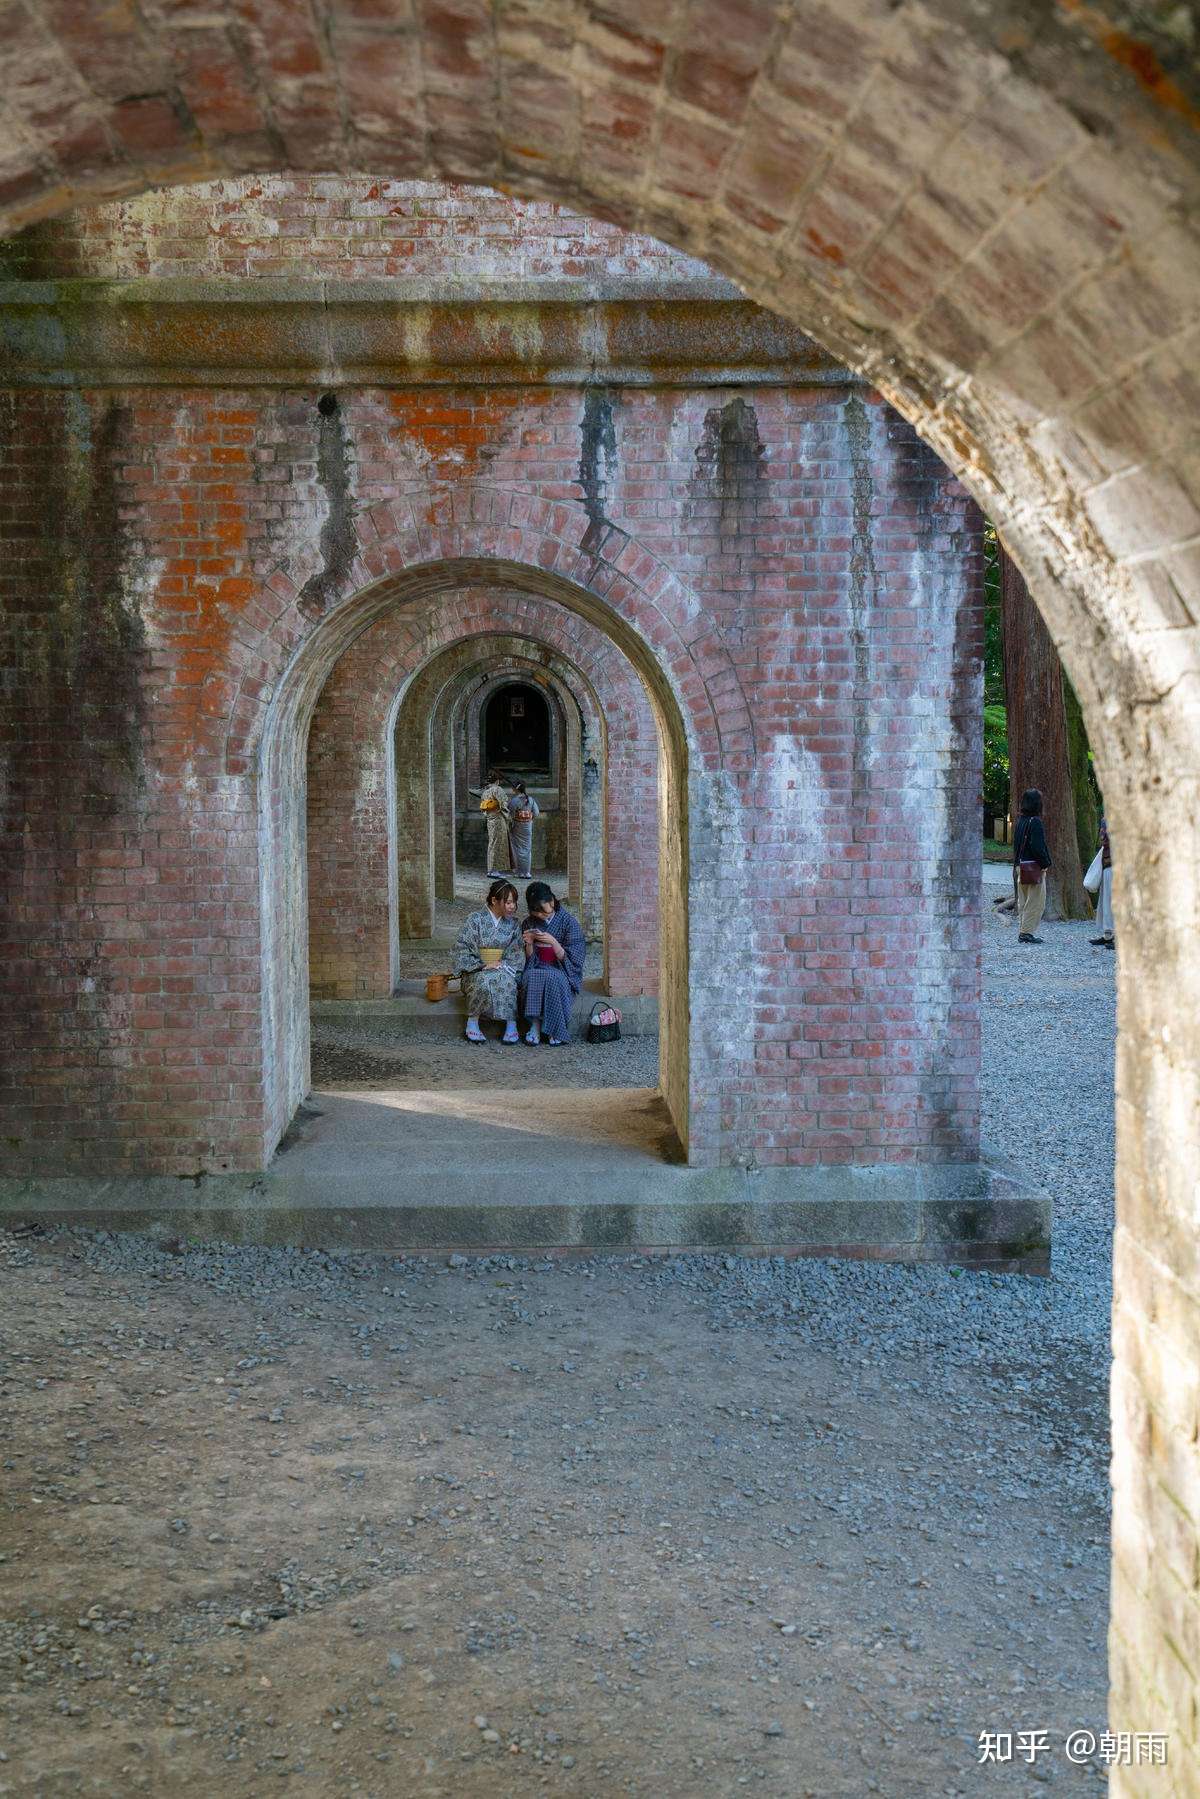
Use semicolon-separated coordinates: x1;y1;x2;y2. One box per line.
486;879;518;909
512;779;528;796
1018;788;1043;816
524;880;557;913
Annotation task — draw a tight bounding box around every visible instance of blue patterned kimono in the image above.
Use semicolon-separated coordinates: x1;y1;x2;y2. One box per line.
452;905;524;1021
519;904;585;1040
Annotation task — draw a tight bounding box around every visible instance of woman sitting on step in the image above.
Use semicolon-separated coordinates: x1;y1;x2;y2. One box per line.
519;881;585;1046
452;879;525;1044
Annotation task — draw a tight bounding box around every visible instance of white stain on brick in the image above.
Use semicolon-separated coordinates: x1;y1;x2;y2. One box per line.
765;735;829;875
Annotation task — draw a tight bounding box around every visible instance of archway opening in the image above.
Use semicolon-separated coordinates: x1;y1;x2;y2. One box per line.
295;561;682;1175
453;664;571;895
483;682;552;785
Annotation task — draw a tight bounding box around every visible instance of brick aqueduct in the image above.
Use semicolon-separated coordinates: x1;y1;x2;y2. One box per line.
0;3;1196;1782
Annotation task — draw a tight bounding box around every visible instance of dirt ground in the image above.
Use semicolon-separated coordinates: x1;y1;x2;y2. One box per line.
0;1233;1107;1799
0;900;1117;1797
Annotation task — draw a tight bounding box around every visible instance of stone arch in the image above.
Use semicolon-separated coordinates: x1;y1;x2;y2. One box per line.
478;676;554;783
462;672;565;818
431;640;656;971
272;558;703;1168
4;9;1200;1752
306;590;660;998
392;640;633;964
440;657;590;919
228;502;748;780
452;665;573;879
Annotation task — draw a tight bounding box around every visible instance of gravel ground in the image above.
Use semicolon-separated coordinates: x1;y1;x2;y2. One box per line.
310;1026;659;1091
0;901;1118;1797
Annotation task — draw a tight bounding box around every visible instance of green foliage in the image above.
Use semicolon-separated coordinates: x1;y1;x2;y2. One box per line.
982;521;1004;706
983;702;1009;819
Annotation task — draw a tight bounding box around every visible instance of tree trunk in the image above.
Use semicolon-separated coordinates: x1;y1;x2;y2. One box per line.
999;541;1089;919
1062;672;1099;875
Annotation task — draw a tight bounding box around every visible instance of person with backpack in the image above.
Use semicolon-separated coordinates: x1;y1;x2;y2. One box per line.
1013;787;1052;944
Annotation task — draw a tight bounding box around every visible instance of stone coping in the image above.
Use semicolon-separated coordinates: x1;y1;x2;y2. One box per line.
0;1152;1050;1274
0;281;857;388
310;988;659;1035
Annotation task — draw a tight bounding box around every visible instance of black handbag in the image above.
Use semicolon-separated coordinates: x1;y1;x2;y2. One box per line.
587;1001;621;1043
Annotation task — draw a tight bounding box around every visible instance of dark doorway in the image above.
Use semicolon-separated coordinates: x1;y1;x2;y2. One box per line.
484;683;551;780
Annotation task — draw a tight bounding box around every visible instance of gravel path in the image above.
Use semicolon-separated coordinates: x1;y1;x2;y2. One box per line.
0;902;1117;1797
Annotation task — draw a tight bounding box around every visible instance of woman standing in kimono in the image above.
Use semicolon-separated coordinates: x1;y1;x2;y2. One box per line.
453;880;525;1044
508;780;540;880
472;770;511;877
519;881;586;1046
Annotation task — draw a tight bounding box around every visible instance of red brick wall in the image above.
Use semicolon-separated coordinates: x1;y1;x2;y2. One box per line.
1;175;714;283
0;188;981;1178
0;390;266;1176
0;373;979;1175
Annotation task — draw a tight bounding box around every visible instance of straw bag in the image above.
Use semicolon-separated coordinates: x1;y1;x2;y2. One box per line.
425;972;452;1002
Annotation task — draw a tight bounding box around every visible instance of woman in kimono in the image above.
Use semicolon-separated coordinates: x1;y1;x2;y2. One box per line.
507;780;540;880
472;769;511;877
453;879;525;1043
519;881;586;1046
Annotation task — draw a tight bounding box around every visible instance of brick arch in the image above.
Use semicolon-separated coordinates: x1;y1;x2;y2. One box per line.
432;643;659;976
289;575;689;1155
441;659;590;918
400;640;657;985
5;7;1200;1753
306;586;660;992
447;663;573;885
460;670;569;824
231;507;748;778
3;8;1195;767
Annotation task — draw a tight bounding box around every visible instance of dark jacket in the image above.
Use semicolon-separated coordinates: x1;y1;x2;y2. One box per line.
1013;814;1051;870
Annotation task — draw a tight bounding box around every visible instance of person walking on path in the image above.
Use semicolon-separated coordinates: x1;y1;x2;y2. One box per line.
1013;787;1052;945
1089;818;1114;949
508;780;539;880
472;769;512;878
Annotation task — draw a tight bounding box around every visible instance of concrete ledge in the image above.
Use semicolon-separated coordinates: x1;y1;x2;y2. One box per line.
0;287;855;389
312;986;660;1036
0;1154;1050;1273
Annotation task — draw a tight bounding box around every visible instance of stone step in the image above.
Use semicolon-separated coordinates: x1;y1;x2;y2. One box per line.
313;982;657;1037
0;1103;1049;1272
